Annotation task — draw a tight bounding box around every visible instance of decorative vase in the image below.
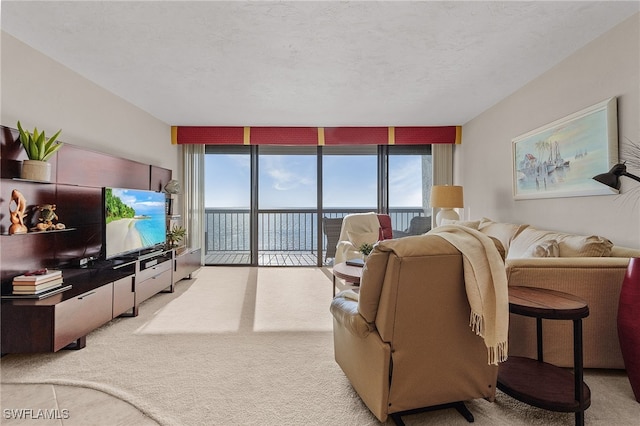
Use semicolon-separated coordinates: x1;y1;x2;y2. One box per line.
618;257;640;403
21;159;51;182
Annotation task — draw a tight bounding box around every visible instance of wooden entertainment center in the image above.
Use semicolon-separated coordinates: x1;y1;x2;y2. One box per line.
0;125;201;354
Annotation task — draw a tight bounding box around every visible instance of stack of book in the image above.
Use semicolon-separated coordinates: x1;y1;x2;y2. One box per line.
12;269;64;295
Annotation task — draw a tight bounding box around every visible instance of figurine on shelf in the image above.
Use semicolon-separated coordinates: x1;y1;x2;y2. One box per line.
32;204;66;232
9;189;28;235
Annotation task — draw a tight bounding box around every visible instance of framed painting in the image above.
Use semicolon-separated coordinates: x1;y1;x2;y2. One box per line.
512;97;618;200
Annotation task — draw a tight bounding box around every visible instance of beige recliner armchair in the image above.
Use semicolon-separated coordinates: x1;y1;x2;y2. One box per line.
330;234;500;424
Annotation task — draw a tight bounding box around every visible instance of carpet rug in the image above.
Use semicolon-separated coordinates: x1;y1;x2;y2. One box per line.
1;267;639;425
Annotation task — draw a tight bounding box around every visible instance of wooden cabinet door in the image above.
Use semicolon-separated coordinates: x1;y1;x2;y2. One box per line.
54;284;112;351
112;275;135;318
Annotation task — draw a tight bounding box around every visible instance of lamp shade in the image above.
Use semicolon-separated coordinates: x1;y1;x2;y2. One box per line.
593;163;640;190
430;185;464;208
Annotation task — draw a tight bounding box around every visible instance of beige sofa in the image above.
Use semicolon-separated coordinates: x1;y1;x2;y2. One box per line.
330;235;498;423
472;217;640;369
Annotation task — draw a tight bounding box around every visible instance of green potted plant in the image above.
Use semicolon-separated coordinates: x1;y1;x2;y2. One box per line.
359;242;374;259
167;224;187;248
17;121;63;182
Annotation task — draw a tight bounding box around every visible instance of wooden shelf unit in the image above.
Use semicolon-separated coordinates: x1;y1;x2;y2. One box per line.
0;124;201;354
1;263;135;353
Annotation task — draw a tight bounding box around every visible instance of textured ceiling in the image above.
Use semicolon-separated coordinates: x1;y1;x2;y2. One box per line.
2;1;638;126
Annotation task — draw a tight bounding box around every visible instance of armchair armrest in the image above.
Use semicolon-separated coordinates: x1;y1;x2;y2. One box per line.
335;240;361;264
505;256;630;298
330;291;375;338
337;240;358;251
506;256;631;270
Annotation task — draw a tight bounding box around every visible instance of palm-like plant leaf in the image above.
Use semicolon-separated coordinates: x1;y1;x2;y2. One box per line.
16;121;63;161
42;129;63;161
36;129;47;160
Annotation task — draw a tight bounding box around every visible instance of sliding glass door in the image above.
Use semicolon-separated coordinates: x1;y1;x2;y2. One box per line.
204;146;252;265
321;146;378;263
258;146;317;266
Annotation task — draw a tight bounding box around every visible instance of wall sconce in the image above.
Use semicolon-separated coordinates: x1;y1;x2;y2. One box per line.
592;163;640;190
430;185;464;226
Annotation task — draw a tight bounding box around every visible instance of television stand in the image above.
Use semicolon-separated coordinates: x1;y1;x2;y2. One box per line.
138;248;165;262
1;263;135;353
1;247;202;354
84;258;137;270
132;249;173;316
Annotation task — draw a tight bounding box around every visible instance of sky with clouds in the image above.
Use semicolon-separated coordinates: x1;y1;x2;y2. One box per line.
205;153;424;209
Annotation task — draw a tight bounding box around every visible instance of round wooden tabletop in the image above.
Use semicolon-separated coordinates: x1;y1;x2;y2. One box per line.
332;262;363;284
508;286;589;319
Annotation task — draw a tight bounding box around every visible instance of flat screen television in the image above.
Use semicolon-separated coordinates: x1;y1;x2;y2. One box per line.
103;187;167;259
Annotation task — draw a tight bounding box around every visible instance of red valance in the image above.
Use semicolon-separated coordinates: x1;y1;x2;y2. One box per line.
251;127;318;145
323;127;388;145
171;126;461;145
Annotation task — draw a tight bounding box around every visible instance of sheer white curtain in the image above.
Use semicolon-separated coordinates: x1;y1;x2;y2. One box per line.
182;144;205;254
432;143;453;186
429;143;453;225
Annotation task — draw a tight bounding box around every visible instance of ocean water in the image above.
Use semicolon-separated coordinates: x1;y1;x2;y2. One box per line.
204;210;423;252
135;213;167;247
206;212;320;251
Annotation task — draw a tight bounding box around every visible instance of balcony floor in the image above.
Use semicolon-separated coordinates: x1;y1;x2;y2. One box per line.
205;251;328;266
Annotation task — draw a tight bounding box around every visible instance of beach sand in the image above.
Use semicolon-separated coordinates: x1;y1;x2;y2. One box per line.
106;218;142;257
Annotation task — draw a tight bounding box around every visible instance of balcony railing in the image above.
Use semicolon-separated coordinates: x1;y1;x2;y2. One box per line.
204;207;426;266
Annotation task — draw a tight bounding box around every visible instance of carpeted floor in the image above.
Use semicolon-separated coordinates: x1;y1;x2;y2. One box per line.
1;267;639;425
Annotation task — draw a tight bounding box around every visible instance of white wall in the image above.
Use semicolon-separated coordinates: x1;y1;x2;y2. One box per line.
0;31;178;174
458;13;640;248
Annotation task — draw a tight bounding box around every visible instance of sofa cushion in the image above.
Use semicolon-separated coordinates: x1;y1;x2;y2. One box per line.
441;219;481;229
508;227;613;259
488;236;507;261
478;218;529;252
560;234;614;257
525;239;560;257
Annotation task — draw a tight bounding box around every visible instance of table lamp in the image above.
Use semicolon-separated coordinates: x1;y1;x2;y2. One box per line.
592;163;640;190
430;185;464;226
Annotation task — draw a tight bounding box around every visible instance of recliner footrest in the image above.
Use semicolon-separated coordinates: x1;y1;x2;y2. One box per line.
389;401;474;425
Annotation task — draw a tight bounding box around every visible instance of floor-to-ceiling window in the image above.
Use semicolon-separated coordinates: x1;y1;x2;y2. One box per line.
387;145;432;236
204;144;433;266
322;146;378;213
321;146;379;264
204;146;252;264
258;146;317;266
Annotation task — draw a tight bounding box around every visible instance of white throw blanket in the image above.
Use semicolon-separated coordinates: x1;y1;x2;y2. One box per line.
428;225;509;365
